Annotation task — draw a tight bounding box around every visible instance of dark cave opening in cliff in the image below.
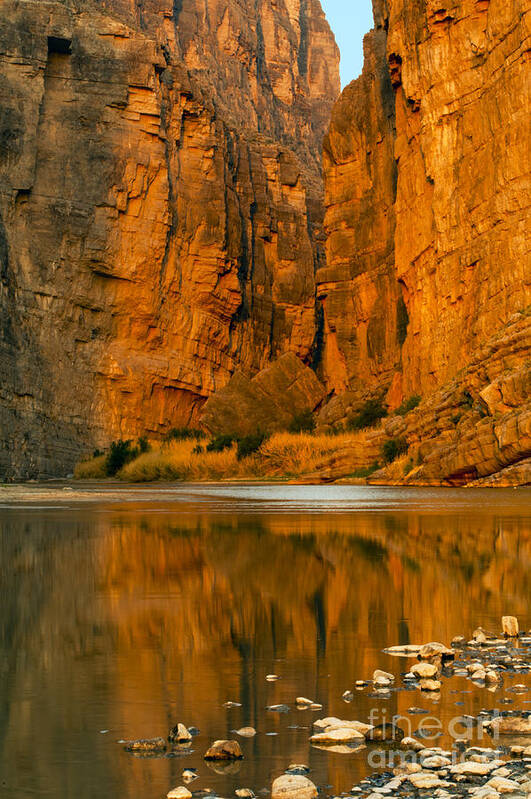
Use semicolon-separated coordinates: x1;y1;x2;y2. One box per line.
47;36;72;56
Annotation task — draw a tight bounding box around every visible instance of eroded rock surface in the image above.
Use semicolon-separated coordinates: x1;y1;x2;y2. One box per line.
201;352;326;437
319;0;530;405
0;0;339;477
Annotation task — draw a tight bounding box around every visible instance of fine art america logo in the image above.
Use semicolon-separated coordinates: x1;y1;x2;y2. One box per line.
365;707;509;769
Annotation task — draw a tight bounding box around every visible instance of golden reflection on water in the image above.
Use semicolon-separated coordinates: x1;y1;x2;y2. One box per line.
0;489;530;798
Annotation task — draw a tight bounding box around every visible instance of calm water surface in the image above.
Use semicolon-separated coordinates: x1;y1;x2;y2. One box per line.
0;485;530;798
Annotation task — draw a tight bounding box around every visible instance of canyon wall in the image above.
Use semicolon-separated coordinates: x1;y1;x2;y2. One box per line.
320;0;530;404
0;0;339;477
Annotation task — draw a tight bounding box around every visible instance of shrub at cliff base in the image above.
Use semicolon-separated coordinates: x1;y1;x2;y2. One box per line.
395;395;421;416
237;432;268;460
288;409;316;434
206;435;235;453
382;437;409;464
347;399;387;431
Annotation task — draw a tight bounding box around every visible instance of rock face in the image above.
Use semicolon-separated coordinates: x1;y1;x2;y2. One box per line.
201;352;326;437
318;25;401;395
0;0;339;477
319;0;530;404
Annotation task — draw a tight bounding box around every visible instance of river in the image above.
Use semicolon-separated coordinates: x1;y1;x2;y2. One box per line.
0;484;529;798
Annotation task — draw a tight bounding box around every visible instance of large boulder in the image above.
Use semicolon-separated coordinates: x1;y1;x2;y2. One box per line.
201;353;326;437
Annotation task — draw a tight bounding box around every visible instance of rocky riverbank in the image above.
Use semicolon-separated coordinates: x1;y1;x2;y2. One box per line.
117;616;530;799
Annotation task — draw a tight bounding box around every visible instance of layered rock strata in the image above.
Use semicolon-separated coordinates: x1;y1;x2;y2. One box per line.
315;311;531;486
0;0;339;477
319;0;530;403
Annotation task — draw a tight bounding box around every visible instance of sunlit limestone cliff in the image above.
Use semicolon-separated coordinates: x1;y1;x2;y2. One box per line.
0;0;339;477
0;0;529;484
315;0;530;484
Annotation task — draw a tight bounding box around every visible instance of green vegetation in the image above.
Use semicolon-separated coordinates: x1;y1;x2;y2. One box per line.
395;395;421;416
351;462;381;478
382;436;409;464
288;409;316;434
347;399;388;431
206;435;234;453
165;427;206;442
138;436;150;454
105;440;138;476
403;458;415;476
237;432;268;460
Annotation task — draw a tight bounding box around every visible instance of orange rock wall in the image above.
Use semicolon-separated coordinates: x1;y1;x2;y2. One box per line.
320;0;531;402
0;0;339;477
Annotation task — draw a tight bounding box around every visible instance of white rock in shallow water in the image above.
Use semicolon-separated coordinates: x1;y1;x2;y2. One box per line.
383;644;422;656
313;716;342;730
419;642;454;660
411;662;438;679
310;727;364;745
502;616;519;637
400;736;425;752
419;678;441;691
296;697;314;707
393;762;422;775
484;775;522;793
408;773;449;789
235;727;256;737
271;775;317;799
422;755;452;768
167;788;192;799
373;669;394;682
266;674;279;681
313;718;373;735
486;716;531;736
451;760;505;776
235;790;255;798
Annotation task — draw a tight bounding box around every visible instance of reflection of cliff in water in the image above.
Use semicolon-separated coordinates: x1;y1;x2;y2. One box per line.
0;502;529;795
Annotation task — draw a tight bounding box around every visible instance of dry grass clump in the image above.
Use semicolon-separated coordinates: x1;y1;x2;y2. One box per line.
75;430;367;483
255;431;361;477
118;439;246;482
73;454;107;479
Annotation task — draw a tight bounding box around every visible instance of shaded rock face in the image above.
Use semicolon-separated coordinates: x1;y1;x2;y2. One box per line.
319;26;401;396
320;0;530;403
0;0;339;477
